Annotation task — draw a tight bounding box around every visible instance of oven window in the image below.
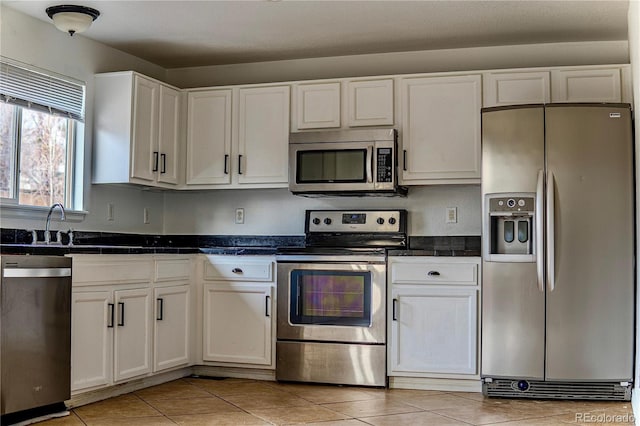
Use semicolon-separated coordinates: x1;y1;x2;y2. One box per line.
289;270;371;326
296;149;366;183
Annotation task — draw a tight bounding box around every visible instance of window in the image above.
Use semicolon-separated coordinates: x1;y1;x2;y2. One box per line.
0;59;84;209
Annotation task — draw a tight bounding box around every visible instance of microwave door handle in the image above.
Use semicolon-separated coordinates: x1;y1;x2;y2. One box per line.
367;146;374;184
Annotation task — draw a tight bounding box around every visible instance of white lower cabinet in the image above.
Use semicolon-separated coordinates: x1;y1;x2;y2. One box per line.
153;285;191;372
70;255;193;394
388;257;481;386
113;288;153;382
71;286;152;392
71;290;113;391
200;255;275;368
390;287;477;374
203;283;272;365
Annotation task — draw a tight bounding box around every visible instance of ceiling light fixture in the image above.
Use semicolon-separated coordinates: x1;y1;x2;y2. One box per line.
46;4;100;36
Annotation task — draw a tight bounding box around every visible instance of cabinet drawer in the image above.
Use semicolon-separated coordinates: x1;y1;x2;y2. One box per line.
203;257;273;282
155;258;191;282
73;257;153;285
392;262;477;285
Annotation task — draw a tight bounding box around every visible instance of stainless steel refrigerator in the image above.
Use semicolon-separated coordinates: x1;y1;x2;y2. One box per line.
481;104;634;400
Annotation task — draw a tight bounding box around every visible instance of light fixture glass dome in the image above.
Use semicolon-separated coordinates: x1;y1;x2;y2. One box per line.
46;5;100;36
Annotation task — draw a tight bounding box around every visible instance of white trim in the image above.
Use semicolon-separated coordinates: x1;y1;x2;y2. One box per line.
0;203;87;222
632;389;640;424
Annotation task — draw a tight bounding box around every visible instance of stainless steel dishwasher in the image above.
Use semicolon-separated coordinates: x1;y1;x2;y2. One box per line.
1;255;72;420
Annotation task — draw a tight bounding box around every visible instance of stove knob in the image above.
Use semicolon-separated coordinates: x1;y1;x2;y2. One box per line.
324;218;332;225
388;217;397;225
377;217;385;225
312;217;321;225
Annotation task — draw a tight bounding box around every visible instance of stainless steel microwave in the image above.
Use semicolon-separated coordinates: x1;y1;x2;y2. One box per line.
289;129;407;196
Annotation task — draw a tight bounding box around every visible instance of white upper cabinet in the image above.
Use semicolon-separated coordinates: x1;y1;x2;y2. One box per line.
93;72;181;188
484;66;631;107
400;74;482;184
293;82;341;130
483;71;550;107
186;90;232;185
158;85;181;185
185;85;289;188
347;79;394;127
237;86;290;185
551;67;623;103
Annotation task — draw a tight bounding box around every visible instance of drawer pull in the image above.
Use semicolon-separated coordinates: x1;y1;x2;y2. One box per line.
427;271;441;277
392;298;398;321
232;268;243;274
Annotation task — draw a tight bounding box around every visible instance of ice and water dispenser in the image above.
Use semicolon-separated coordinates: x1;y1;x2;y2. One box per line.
484;194;536;262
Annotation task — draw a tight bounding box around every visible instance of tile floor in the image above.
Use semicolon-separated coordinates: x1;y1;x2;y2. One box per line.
38;377;634;425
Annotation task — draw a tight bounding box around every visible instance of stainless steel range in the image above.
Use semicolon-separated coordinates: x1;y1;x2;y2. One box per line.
276;209;407;387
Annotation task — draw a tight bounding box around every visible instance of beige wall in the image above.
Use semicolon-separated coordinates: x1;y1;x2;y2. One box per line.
0;5;167;233
166;41;629;88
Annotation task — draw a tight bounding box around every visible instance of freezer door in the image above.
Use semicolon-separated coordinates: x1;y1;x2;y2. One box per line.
481;106;545;379
545;104;634;381
482;262;545;378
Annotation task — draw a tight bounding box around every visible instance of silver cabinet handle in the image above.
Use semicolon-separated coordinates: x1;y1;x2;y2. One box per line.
547;171;556;292
224;154;229;175
536;169;545;293
153;151;159;172
238;155;243;175
232;268;243;274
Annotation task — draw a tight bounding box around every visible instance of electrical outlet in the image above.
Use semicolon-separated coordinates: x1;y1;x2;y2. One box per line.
107;203;114;221
143;207;150;224
446;207;457;224
235;208;245;224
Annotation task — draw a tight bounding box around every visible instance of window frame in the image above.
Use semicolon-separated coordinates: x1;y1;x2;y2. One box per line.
0;58;87;222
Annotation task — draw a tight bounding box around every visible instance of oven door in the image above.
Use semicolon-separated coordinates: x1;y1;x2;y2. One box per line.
277;261;386;344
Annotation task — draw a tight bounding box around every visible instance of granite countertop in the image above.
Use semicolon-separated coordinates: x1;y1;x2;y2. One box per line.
0;229;481;257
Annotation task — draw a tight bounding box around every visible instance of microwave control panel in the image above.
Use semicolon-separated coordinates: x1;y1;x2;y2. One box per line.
376;148;393;182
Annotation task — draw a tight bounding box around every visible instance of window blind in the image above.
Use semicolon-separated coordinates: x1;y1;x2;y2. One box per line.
0;59;85;121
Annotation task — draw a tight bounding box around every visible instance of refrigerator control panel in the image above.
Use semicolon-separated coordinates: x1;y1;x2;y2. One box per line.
489;197;534;213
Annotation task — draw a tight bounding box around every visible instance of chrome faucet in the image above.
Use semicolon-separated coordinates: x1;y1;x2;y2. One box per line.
45;203;66;244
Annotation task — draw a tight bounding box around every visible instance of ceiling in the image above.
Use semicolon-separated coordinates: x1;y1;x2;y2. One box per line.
4;1;630;69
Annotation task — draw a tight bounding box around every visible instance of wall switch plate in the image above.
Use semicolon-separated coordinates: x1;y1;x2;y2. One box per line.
446;207;457;223
107;203;114;221
235;208;245;224
143;207;150;224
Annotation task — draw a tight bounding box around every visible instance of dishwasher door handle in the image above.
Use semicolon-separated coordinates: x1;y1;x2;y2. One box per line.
3;268;71;278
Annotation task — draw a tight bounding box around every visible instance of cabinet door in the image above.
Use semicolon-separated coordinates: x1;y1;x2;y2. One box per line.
389;287;477;375
113;288;152;382
186;90;232;185
131;75;159;182
551;68;622;103
483;71;550;107
237;86;290;185
348;79;394;126
71;290;112;392
295;82;341;130
157;85;180;185
401;75;481;183
154;285;191;372
203;283;272;366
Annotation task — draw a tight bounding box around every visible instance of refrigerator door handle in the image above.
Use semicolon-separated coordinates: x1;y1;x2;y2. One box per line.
546;170;556;291
536;169;544;292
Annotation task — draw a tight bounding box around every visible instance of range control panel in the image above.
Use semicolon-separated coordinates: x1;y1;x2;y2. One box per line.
306;210;405;233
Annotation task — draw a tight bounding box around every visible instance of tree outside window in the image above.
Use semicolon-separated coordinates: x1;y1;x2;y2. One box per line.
0;102;72;207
